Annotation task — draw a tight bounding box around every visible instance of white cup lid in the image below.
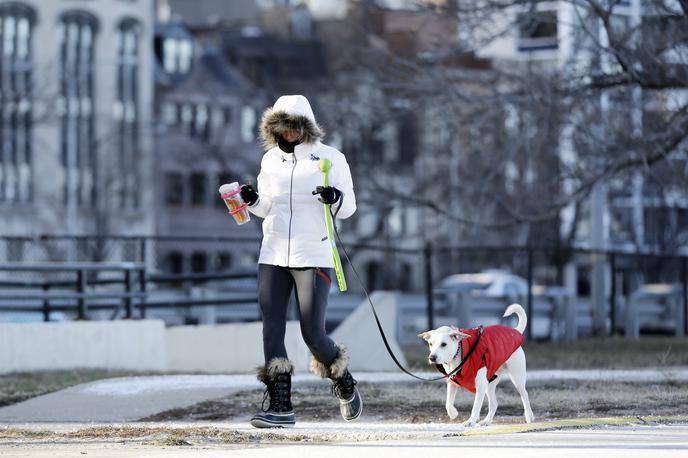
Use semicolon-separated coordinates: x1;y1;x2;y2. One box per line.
218;182;239;194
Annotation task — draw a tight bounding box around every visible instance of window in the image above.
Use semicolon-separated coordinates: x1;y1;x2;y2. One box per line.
163;37;192;75
241;105;256;143
397;112;418;164
610;206;634;245
517;11;558;51
116;18;141;209
211;106;225;132
175;102;213;140
7;238;24;261
59;11;98;207
208;105;232;141
398;263;412;292
223;106;232;125
194;103;209;140
190;172;206;206
191;251;206;273
167;251;183;274
180;103;193;135
366;261;381;292
0;3;36;203
215;251;232;271
162;101;177;125
164;171;183;206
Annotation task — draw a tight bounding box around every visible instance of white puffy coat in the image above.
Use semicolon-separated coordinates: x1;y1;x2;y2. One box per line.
249;97;356;268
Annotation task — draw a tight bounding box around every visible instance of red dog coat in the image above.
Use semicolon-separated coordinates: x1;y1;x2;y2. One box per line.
446;325;524;393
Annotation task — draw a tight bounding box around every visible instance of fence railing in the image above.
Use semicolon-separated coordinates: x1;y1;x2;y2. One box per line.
0;261;258;322
0;234;686;340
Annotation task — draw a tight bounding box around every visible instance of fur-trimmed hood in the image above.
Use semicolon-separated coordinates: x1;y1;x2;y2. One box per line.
259;95;324;148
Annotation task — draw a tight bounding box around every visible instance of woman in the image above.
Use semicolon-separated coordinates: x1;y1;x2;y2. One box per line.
239;95;362;428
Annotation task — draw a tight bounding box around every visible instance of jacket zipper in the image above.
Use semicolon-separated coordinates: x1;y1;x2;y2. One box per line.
286;154;297;266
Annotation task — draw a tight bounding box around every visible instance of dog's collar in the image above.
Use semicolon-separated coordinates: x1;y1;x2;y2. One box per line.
453;340;461;362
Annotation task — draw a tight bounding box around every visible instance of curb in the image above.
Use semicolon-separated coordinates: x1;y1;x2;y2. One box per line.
459;415;688;436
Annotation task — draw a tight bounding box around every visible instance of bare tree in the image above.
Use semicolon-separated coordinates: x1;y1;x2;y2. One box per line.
315;0;687;253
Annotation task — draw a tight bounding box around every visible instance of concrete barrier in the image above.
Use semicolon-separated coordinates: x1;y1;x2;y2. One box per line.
0;320;166;374
0;304;403;374
0;320;314;374
331;291;407;371
165;321;310;373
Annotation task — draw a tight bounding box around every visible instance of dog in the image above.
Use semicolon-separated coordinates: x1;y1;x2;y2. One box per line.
418;303;534;427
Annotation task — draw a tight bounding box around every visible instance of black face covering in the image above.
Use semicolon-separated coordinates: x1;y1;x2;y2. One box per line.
278;136;301;154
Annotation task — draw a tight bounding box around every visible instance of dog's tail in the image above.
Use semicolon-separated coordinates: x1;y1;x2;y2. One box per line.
503;303;527;334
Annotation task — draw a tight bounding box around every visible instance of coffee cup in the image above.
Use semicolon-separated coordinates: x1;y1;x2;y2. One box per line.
219;182;251;225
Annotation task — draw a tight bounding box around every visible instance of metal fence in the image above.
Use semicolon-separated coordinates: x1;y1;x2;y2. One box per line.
0;235;686;339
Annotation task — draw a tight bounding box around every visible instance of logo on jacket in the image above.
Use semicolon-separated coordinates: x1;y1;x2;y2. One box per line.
310;153;320;161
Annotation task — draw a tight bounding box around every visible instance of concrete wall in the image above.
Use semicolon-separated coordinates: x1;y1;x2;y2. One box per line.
0;294;407;374
165;321;311;373
0;320;312;374
0;320;166;374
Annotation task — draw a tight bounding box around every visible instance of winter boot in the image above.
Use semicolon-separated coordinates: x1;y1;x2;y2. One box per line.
250;358;295;428
310;344;363;421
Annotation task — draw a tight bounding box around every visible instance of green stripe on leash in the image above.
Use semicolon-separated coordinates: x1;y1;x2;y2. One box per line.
319;158;347;291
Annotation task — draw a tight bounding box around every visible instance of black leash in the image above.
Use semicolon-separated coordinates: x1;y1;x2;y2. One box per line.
329;207;482;382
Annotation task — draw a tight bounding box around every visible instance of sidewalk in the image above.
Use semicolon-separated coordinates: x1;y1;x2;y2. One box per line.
2;423;688;457
0;368;686;423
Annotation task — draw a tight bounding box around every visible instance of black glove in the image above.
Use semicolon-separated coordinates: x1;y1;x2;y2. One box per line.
312;186;341;205
240;184;259;206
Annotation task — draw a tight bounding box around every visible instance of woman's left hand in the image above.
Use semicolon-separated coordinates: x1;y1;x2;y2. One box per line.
240;184;259;206
312;186;342;205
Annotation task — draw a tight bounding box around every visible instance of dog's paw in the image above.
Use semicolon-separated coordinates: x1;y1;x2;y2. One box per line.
478;419;492;427
446;406;459;420
461;419;477;427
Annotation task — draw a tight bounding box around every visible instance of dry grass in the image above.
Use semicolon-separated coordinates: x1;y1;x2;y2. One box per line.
154;434;192;446
0;426;335;445
143;378;688;424
64;426;164;439
0;428;54;440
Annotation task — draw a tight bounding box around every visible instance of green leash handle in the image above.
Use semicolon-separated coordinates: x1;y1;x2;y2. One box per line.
319;159;347;291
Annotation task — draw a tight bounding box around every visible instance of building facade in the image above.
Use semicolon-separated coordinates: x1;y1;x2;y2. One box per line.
0;0;156;247
153;3;266;274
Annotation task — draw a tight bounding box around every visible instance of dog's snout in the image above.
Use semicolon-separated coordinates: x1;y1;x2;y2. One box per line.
429;354;437;363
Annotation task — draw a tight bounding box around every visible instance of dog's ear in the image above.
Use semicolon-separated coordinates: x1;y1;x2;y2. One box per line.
448;329;471;341
417;331;433;341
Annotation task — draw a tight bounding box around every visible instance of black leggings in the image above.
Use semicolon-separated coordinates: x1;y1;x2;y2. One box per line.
258;263;339;366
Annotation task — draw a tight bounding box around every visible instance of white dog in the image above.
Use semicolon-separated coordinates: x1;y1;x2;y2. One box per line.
418;304;534;427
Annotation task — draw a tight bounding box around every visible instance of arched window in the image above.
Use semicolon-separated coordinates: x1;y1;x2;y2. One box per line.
116;18;141;208
59;11;98;207
0;3;36;203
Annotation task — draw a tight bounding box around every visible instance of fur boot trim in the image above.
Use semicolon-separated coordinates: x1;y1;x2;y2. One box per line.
256;357;294;384
259;108;324;148
310;343;349;379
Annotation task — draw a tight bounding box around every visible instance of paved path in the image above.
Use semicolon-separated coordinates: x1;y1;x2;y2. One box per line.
1;424;686;457
0;368;686;423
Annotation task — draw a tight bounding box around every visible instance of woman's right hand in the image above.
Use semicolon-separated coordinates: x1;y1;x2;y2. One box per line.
240;184;259;206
